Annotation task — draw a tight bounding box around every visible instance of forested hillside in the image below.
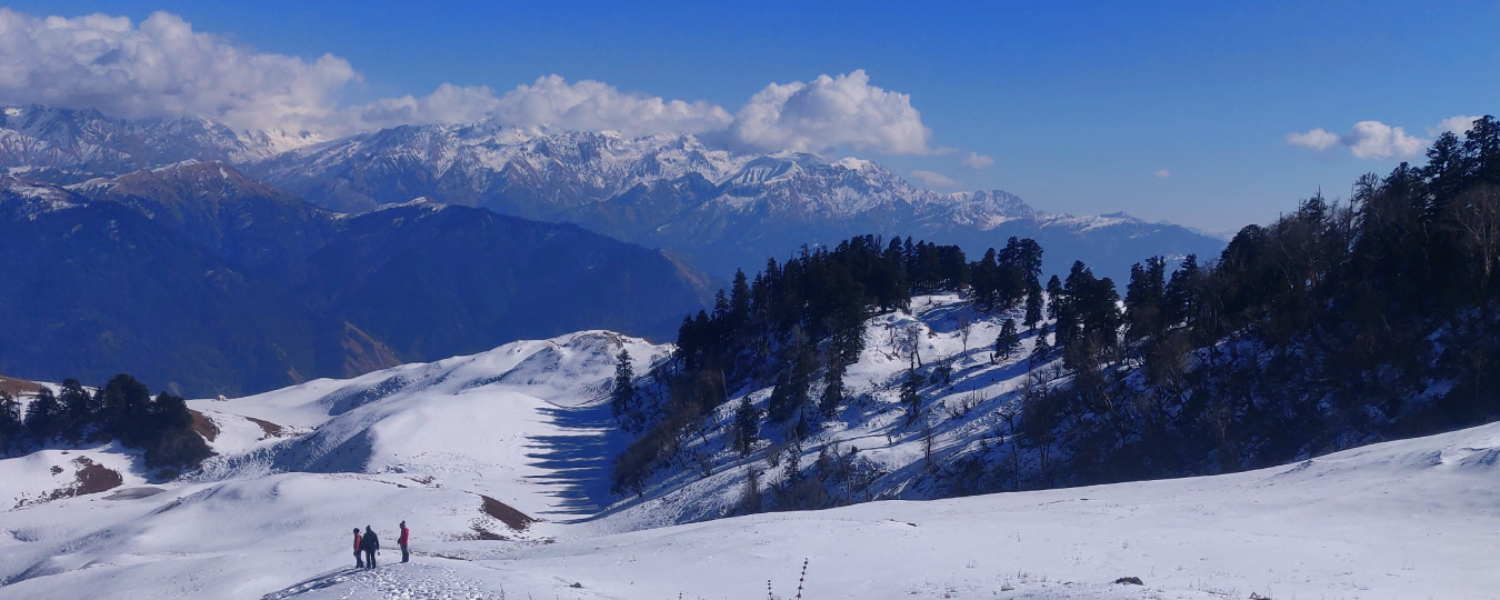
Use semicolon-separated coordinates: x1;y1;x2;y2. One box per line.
610;115;1500;501
1014;115;1500;486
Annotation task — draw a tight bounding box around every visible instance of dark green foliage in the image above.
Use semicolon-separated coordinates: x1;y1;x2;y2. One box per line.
610;349;644;433
1124;256;1168;344
993;318;1020;363
971;237;1044;314
144;428;215;470
818;358;847;418
0;374;212;470
767;352;813;424
613;234;1045;494
1024;284;1045;330
24;387;61;441
0;392;22;454
733;397;761;456
1050;261;1123;371
57;379;98;443
1014;116;1500;488
901;367;924;425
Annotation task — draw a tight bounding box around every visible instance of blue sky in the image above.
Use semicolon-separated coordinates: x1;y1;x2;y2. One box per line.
6;0;1496;231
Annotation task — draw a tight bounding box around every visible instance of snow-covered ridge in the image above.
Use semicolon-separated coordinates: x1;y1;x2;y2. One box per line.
0;175;84;217
0;314;1496;599
266;123;1050;224
0;105;321;175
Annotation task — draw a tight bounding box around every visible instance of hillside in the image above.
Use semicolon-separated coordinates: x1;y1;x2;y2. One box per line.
0;165;707;396
0;176;343;396
0;326;1495;599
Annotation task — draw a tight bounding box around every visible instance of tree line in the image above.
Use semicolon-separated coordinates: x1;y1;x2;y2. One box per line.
0;373;214;471
1004;115;1500;489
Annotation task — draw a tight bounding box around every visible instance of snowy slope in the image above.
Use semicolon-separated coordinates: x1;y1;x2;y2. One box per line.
2;316;1496;599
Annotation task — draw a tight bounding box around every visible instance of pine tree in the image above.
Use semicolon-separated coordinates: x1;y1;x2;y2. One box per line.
0;391;22;455
1124;256;1168;344
1024;282;1044;330
24;387;61;442
99;373;152;445
733;396;761;455
993;318;1020;363
780;433;804;488
901;367;924;425
767;362;810;424
818;362;845;418
610;349;641;432
57;379;96;442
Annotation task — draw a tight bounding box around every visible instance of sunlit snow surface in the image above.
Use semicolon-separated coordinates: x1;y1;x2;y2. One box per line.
1;313;1496;599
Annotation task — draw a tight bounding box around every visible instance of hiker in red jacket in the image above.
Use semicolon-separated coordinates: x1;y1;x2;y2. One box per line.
398;521;410;563
352;528;364;569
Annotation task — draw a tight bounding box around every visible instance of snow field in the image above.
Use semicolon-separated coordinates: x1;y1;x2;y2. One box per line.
0;313;1496;599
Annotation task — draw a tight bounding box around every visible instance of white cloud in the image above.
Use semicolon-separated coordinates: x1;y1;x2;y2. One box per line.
1343;121;1426;160
1155;168;1170;179
909;169;961;188
1430;115;1481;137
0;8;937;154
729;69;932;154
350;77;732;137
1285;121;1428;160
1285;128;1341;152
960;151;994;169
0;9;357;134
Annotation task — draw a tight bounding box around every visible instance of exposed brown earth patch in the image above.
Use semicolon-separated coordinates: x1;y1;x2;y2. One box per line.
188;409;220;442
340;322;403;378
479;494;535;531
0;375;42;397
245;416;285;439
73;457;123;495
14;457;124;509
469;524;507;540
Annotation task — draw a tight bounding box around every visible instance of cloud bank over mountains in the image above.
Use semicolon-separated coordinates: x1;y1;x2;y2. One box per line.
0;9;356;135
0;8;931;155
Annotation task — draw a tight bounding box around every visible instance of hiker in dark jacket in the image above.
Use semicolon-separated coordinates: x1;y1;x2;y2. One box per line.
361;525;380;568
352;528;364;568
398;521;410;563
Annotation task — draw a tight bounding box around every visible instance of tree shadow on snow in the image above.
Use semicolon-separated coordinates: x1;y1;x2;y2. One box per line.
522;402;624;521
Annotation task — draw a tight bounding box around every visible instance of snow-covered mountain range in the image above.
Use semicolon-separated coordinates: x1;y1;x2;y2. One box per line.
253;124;1223;280
0;299;1493;599
0;105;319;180
1;105;1226;281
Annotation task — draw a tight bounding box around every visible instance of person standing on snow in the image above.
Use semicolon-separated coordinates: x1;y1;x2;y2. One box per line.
352;528;364;568
361;525;380;568
398;521;411;563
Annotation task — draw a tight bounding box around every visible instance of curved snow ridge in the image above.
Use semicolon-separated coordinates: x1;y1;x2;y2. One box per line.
186;330;669;521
